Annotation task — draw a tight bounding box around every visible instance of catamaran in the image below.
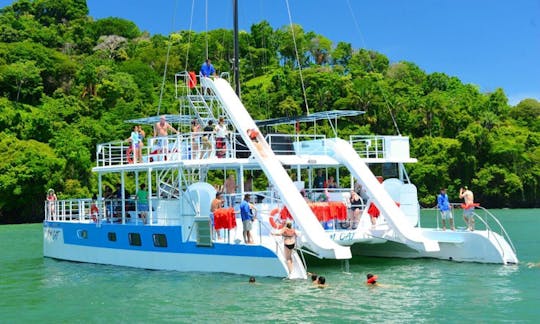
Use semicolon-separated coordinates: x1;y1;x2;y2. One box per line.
43;1;517;278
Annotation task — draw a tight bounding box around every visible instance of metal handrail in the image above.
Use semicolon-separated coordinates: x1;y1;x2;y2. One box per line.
427;204;517;255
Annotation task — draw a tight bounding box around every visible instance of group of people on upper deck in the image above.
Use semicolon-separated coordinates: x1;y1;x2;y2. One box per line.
126;114;230;163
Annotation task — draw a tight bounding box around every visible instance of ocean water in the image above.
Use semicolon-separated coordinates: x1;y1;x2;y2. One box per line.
1;209;539;323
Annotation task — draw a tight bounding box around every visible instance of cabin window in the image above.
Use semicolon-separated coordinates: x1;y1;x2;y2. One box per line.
77;229;88;239
153;234;168;248
128;233;142;246
108;232;117;242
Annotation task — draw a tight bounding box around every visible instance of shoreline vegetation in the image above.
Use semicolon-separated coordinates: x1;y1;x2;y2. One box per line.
0;1;538;224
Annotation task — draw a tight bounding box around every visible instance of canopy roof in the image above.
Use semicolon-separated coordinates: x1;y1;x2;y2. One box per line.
256;110;364;127
125;110;364;127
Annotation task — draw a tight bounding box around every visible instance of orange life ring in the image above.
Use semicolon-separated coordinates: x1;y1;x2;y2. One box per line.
269;208;284;229
126;147;134;164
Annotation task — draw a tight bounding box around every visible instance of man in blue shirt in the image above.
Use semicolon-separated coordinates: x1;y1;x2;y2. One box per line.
437;188;455;231
200;59;216;77
239;194;255;244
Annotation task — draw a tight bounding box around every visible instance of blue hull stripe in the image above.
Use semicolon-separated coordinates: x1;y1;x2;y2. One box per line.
44;222;276;258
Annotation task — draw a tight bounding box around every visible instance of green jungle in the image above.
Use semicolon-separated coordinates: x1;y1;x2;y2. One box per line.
0;0;539;223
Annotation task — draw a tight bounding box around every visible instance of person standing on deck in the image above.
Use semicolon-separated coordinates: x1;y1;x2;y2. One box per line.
201;120;214;158
314;170;325;189
136;183;149;224
214;117;228;158
200;59;216;77
210;192;225;240
46;189;57;218
224;173;237;207
459;186;475;231
154;115;179;157
200;59;216;95
437;188;455;231
239;194;255;244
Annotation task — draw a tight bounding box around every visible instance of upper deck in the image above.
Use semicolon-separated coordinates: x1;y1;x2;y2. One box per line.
95;133;416;171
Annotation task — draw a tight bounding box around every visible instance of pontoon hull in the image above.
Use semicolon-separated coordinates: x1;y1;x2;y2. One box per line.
346;229;518;264
43;222;288;277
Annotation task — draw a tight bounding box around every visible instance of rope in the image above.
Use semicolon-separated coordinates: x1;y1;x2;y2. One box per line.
285;0;310;115
345;0;401;135
157;0;179;116
205;0;208;59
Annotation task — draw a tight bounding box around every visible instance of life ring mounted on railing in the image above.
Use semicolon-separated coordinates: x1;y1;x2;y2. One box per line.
269;207;285;229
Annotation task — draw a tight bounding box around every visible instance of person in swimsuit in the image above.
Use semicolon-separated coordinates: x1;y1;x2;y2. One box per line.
272;221;298;275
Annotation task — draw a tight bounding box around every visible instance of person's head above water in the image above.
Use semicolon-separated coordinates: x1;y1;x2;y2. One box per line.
249;276;256;283
366;273;378;285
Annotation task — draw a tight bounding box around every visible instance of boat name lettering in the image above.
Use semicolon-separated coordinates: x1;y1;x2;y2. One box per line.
45;228;60;241
329;232;354;242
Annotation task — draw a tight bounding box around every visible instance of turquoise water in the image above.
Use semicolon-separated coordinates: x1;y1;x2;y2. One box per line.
1;209;539;323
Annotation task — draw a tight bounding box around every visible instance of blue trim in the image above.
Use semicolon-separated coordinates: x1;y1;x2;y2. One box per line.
44;221;276;258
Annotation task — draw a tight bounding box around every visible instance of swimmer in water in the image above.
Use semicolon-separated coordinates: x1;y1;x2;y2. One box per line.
316;276;328;288
366;273;378;286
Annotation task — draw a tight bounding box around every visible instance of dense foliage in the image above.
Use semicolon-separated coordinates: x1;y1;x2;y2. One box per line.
0;0;538;223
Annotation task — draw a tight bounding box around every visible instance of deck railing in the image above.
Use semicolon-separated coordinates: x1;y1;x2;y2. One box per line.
426;204;517;254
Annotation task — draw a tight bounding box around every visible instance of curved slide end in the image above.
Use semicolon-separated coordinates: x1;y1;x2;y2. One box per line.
326;138;440;253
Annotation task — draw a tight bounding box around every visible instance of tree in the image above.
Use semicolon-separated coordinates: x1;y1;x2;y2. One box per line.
0;60;43;104
0;135;65;223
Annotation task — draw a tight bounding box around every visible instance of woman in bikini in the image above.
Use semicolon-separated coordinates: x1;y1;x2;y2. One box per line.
272;221;298;275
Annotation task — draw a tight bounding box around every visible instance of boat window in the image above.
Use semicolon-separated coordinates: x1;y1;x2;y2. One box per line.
128;233;142;246
108;232;117;242
77;229;88;239
153;234;168;248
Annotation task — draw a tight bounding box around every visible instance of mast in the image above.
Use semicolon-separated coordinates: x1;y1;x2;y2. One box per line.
233;0;240;96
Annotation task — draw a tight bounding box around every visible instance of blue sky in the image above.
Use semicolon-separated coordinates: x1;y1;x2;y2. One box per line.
1;0;539;105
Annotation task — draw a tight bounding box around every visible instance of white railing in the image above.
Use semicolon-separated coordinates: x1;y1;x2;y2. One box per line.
349;135;412;160
96;132;239;167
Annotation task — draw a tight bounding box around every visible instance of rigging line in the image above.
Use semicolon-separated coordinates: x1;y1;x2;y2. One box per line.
158;0;180;116
285;0;310;115
183;0;196;72
345;0;401;136
205;0;209;59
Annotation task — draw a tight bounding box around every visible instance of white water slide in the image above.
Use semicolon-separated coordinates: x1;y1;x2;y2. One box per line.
208;77;351;260
324;138;440;252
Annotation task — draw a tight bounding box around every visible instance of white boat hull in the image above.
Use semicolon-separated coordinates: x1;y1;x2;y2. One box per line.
342;228;518;264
